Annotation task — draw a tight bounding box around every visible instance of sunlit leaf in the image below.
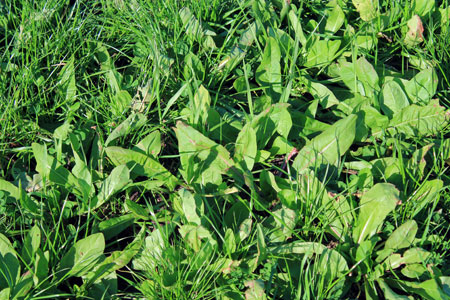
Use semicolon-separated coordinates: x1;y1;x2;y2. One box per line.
353;183;399;244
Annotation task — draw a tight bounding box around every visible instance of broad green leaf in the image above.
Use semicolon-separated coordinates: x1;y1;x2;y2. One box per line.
401;264;428;278
98;214;135;240
270;103;292;138
12;272;33;299
327;194;355;240
22;225;41;265
0;179;23;203
305;39;341;68
59;233;105;279
381;80;410;118
179;188;203;226
179;7;202;39
33;249;49;285
406;143;433;180
384;220;417;250
125;199;149;220
250;106;277;149
384;248;432;269
175;121;234;187
355;56;379;98
269;241;325;256
405;68;438;104
105;112;146;146
219;22;261;73
105;147;178;189
270;136;294;156
245;279;267;300
95;43;132;115
70;134;92;191
292;114;357;174
32;143;81;194
133;130;161;157
54;122;73;141
190;84;211;127
385;278;448;300
234;125;257;171
179;225;216;252
183;52;204;80
409;180;443;218
370;157;402;183
288;10;307;46
377;279;412;300
268;27;294;58
355;35;375;50
401;247;432;264
352;0;378;21
306;80;340;108
256;223;267;264
224;201;250;229
373;100;449;138
273;207;297;239
0;288;10;299
353;183;399;244
0;234;20;289
132;227;168;270
404;15;424;47
325;2;345;34
290;111;330;136
91;165;130;210
412;0;436;17
179;6;216;49
256;37;282;101
57;56;76;103
238;218;253;243
440;277;450;296
223;229;236;255
336;60;366;95
84;229;143;286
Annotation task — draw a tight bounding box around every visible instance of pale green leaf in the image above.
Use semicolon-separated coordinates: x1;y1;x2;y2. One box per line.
381;80;410;118
306;80;340;108
404;15;424;47
0;233;20;288
256;37;282;101
305;39;341;68
105;147;178;189
374;100;449;138
245;279;267;300
412;0;436;17
292;114;357;174
405;68;438;104
32;143;81;194
58;233;105;278
325;2;345;34
105;112;146;146
179;188;203;226
384;220;417;250
22;225;41;265
352;0;378;21
353;183;399;244
234;125;257;171
355;56;379;97
133;130;161;157
92;165;130;209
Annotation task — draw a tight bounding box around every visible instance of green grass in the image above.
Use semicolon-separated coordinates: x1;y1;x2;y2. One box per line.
1;0;450;299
